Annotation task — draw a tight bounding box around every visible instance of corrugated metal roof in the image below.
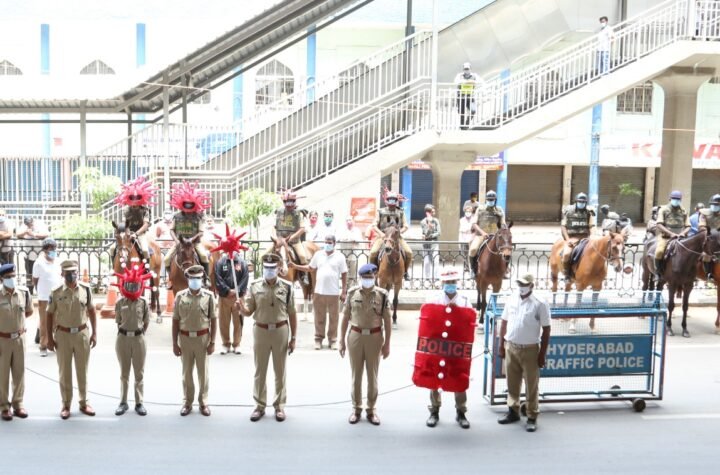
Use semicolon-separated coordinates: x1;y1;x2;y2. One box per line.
0;0;374;115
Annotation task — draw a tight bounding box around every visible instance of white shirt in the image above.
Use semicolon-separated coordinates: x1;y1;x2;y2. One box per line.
16;221;49;259
501;292;551;345
309;250;348;295
313;223;337;242
337;225;363;243
458;217;474;243
306;224;323;242
426;291;472;308
32;254;62;301
598;24;612;52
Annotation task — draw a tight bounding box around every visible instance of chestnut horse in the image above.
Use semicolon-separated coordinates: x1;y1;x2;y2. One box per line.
473;224;513;332
268;236;317;318
550;230;628;333
641;230;707;337
696;229;720;334
111;221;162;317
377;225;404;329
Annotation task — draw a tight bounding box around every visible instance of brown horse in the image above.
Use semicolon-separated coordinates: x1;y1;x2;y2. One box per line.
111;221;162;317
550;230;628;332
377;225;404;329
268;236;317;318
642;230;707;337
696;229;720;333
167;235;204;293
473;224;513;332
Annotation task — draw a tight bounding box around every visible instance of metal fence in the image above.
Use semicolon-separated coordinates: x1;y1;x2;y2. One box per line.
6;238;714;295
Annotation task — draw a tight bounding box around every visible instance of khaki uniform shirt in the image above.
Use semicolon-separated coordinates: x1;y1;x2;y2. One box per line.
244;278;295;325
47;283;93;328
343;286;390;329
172;288;216;331
0;287;31;333
115;297;150;332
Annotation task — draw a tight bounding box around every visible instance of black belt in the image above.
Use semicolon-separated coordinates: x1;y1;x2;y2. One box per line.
118;328;144;337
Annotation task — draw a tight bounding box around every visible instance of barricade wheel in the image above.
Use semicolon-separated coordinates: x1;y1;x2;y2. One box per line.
632;398;646;412
520;402;527;417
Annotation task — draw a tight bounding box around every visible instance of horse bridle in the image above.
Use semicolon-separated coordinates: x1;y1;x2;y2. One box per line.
484;231;512;256
382;231;402;265
588;234;623;266
174;242;199;270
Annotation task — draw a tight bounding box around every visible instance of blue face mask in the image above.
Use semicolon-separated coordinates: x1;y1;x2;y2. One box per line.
577;202;587;209
47;250;57;259
444;283;457;294
324;243;334;252
3;278;15;289
712;205;720;213
487;201;496;207
670;199;681;207
188;278;202;291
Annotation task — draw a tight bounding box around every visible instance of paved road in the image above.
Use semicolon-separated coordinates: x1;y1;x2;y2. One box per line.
5;303;720;475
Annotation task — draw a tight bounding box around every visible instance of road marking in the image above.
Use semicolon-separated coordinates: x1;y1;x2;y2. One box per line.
642;413;720;421
666;344;720;349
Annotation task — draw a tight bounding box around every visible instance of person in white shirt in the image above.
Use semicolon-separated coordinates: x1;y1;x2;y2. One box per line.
458;205;475;272
313;210;337;243
497;273;551;432
424;268;471;429
290;234;348;350
16;216;49;294
597;16;613;74
305;211;321;242
337;217;364;285
31;238;62;357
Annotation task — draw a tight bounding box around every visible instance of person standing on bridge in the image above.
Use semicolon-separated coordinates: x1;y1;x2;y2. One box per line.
454;62;481;130
497;273;551;433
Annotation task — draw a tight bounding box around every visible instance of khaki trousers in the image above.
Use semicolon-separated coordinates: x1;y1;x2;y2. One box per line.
505;342;541;419
429;390;467;413
54;329;91;408
219;296;243;348
655;236;670;260
115;334;147;404
348;331;383;413
38;301;49;350
253;324;289;411
312;294;339;344
179;333;209;406
0;337;25;412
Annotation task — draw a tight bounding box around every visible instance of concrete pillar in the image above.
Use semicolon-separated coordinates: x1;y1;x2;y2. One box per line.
562;165;572;206
654;67;714;205
426;150;475;240
478;170;487;199
643;166;655;223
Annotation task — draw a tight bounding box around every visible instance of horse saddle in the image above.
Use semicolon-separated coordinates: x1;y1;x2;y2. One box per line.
476;234;495;258
570;238;589;264
664;239;679;260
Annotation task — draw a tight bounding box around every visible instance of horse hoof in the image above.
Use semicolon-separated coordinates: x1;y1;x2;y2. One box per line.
476;325;484;335
667;328;675;337
392;323;398;330
682;330;690;338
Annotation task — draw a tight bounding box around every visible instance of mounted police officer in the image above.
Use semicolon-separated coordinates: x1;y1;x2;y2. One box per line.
369;190;413;280
467;190;506;276
272;191;309;286
654;190;690;278
560;192;595;279
645;205;661;242
111;193;152;264
699;193;720;280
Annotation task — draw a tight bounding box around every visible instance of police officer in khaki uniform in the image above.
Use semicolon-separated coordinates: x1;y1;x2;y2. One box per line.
272;191;310;286
236;254;297;422
654;190;690;277
560;192;596;279
369;191;413;280
699;194;720;280
172;265;217;416
467;190;506;276
46;260;98;419
114;285;150;416
0;264;32;421
339;263;391;426
110;203;152;262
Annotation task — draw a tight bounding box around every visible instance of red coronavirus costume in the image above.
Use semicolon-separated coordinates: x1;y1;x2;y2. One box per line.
164;181;213;274
412;303;476;392
115;176;158;208
113;263;154;301
112;177;158;261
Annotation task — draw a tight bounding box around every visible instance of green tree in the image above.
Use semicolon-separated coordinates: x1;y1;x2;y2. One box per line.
53;215;113;245
74;166;122;211
225;188;281;239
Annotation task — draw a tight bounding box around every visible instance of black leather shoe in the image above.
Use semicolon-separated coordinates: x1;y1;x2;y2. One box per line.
135;404;147;416
115;403;129;416
426;411;439;428
497;410;520;424
456;411;470;429
526;418;537;432
180;406;192;416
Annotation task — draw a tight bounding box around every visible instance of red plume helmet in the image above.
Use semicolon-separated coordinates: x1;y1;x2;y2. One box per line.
115;176;157;207
381;185;407;205
168;180;212;213
113;262;154;301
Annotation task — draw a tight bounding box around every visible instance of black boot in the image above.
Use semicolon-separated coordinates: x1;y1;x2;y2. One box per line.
426;410;439;428
202;262;211;287
456;410;470;429
655;258;664;278
704;261;714;281
497;408;520;424
470;257;478;277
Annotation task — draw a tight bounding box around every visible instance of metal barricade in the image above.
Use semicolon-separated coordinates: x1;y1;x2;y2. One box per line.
482;291;667;412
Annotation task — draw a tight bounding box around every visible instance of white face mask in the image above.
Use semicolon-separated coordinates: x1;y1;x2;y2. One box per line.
465;212;472;218
360;277;375;289
188;278;202;291
519;285;532;297
263;268;278;280
3;278;15;289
